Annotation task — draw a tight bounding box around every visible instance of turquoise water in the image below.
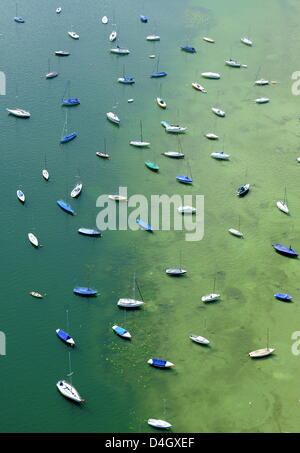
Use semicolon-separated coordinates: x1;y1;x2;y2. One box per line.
1;0;300;433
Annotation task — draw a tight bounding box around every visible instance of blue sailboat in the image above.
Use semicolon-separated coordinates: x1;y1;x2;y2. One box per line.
176;175;193;184
136;219;153;232
60;133;77;143
62;98;80;106
73;287;98;296
181;46;196;53
118;77;135;84
78;228;102;237
272;244;298;258
56;329;75;346
150;56;167;78
57;200;75;215
274;293;293;301
147;359;174;368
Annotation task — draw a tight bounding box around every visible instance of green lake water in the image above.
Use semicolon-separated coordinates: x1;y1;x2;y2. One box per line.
1;0;300;433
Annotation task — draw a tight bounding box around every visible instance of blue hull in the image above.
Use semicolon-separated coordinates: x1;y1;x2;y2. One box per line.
62;98;80;106
150;72;167;78
274;293;292;301
176;175;193;184
136;219;153;232
181;46;196;53
60;133;77;143
57;200;75;215
56;329;73;344
73;287;98;296
273;244;298;257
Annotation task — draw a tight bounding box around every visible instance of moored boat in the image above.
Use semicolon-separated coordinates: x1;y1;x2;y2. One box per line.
136;219;153;231
249;348;274;358
147;35;160;41
57;200;75;215
78;228;102;237
189;334;210;345
255;79;269;86
181;46;196;53
255;97;269;104
14;17;25;23
274;293;292;301
212;107;225;117
42;169;49;180
150;71;167;78
203;37;215;43
73;287;98;296
56;380;84;403
118;77;135;84
204;133;219;140
61;98;80;106
46;72;59;79
147;359;174;368
228;228;243;238
17;190;25;203
96;152;110;159
29;291;44;298
211;151;230;160
241;37;253;46
112;325;131;339
6;108;30;118
140;15;148;22
165;268;186;276
201;72;220;79
176;175;193;184
68;31;79;39
109;31;117;41
201;293;220;302
101;16;108;24
156;97;167;108
110;46;130;55
163;152;185;158
276;201;289;214
117;298;144;308
70;183;83;198
148;419;172;429
56;329;75;346
55;51;70;56
60;133;77;143
192;82;207;93
236;184;250;196
56;7;62;14
28;233;39;247
108;195;128;202
177;206;196;214
272;244;298;257
106;112;120;124
145;161;159;172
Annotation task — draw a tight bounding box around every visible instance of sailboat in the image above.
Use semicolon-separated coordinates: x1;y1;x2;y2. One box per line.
117;274;145;308
276;187;289;214
109;30;117;41
249;329;275;358
150;56;167;78
45;58;59;79
14;3;25;22
60;111;77;144
145;149;159;172
61;81;80;106
118;65;135;84
57;351;85;403
228;216;243;237
156;83;167;108
96;138;111;158
42;156;49;180
17;190;25;203
130;120;150;147
165;251;187;276
176;141;192;183
201;276;220;302
163;136;185;158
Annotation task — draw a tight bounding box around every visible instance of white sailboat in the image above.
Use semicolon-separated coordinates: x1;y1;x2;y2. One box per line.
276;187;289;214
117;274;145;308
6;108;30;118
201;276;220;302
28;233;39;247
130;120;150;147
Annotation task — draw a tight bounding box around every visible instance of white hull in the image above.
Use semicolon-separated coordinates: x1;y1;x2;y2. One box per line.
68;31;79;39
117;298;145;308
147;35;160;41
108;195;128;202
110;48;130;54
192;82;207;93
28;233;39;247
211;152;230;160
102;16;108;24
109;31;117;42
165;126;186;133
42;169;49;180
56;8;62;14
7;108;30;118
189;334;210;345
203;37;215;43
255;79;269;86
205;133;219;140
17;191;25;202
241;37;253;46
277;201;289;214
156;97;167;108
106;112;120;124
249;348;275;358
163;152;185;158
228;228;243;237
148;419;172;429
212;108;225;117
201;293;220;302
112;325;132;339
177;206;196;214
56;380;84;403
130;141;150;147
255;98;269;104
70;183;83;198
201;72;220;79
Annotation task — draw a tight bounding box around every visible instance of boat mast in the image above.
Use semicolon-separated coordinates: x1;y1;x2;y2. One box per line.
266;328;269;350
135;276;144;301
140;120;143;141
